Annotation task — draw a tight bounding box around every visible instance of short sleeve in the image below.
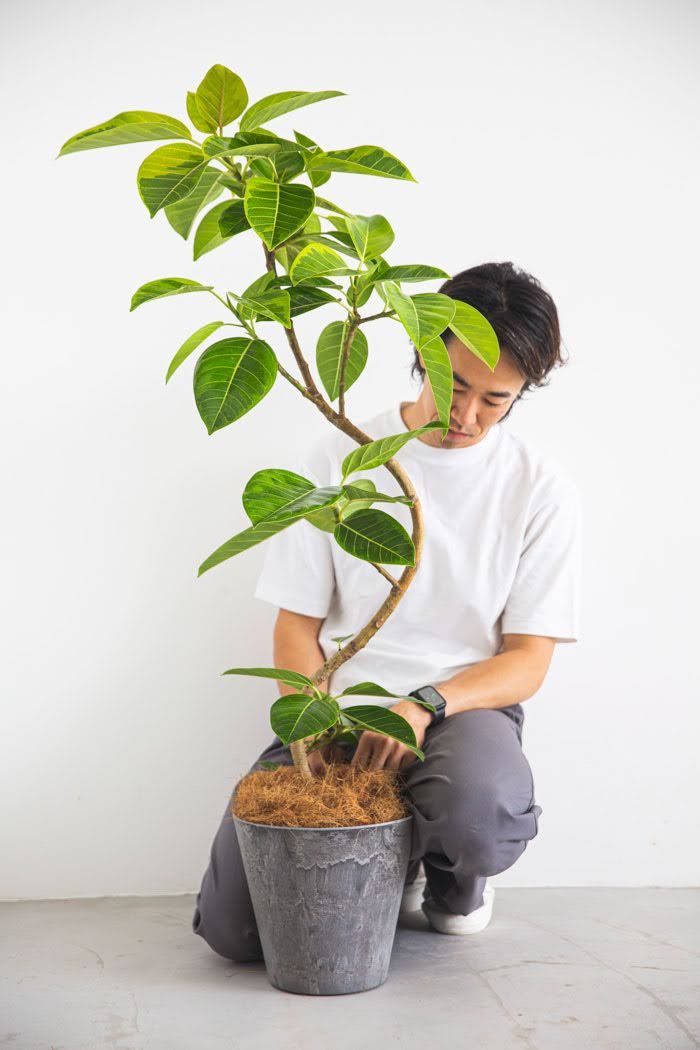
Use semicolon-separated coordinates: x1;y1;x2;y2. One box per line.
252;442;337;619
501;476;582;643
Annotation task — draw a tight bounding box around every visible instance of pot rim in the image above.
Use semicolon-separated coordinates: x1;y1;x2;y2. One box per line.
232;813;413;831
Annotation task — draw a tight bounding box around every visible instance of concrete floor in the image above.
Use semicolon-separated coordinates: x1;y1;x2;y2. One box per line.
1;889;698;1050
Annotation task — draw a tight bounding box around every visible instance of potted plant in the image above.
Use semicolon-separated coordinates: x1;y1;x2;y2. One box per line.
57;62;499;995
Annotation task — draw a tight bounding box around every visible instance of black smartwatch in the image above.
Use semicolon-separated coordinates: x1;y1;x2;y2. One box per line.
408;685;447;726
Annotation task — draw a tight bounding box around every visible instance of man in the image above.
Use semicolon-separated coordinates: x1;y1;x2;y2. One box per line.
192;261;582;960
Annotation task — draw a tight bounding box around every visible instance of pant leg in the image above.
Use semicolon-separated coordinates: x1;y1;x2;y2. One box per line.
398;704;542;916
191;735;294;962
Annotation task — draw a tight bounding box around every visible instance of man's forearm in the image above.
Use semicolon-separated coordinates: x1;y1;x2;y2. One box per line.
273;614;329;698
434;644;551;717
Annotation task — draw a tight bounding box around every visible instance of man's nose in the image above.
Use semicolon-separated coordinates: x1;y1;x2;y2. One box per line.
454;395;479;427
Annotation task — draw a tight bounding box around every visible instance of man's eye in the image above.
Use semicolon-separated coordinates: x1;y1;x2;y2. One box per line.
484;400;501;408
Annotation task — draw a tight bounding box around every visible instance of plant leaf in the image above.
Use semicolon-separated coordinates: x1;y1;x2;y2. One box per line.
233;288;291;327
130;277;213;311
341;705;424;759
186;91;211;134
242;468;315;524
382;284;456;350
194;64;248;131
447;300;500;371
137;143;207;218
344;214;394;262
193;200;244;260
222;665;318;691
419;334;454;431
193;336;277;434
198;485;344;575
165;167;225;239
270;693;340;745
373;263;450;282
289;242;355;285
340;422;444;479
57;111;192;156
165;321;225;383
203;130;303;158
339;682;433;709
244;176;315;250
307;146;416;181
334;508;415;565
240;90;345;133
217;199;251;239
316;321;368;401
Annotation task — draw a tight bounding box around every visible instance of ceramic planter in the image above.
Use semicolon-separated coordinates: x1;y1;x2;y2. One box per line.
233;813;413;995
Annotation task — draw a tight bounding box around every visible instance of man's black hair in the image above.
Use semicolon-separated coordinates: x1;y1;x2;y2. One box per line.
410;262;567;419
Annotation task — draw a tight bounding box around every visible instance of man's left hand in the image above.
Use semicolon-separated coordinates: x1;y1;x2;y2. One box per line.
350;699;433;772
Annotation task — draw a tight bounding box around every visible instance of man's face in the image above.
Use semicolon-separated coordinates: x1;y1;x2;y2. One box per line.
414;337;526;448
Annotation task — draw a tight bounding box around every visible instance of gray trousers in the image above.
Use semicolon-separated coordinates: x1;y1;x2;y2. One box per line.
192;704;542;962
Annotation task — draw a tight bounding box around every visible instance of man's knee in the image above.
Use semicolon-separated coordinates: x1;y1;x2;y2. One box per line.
192;898;263;963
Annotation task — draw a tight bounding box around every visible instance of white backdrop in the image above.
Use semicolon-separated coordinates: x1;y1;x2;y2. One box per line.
1;0;698;899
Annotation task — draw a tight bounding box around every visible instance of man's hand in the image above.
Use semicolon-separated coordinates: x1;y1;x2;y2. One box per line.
350;699;433;772
303;736;345;777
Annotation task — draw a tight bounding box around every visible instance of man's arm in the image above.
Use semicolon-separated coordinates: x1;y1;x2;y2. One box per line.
434;634;557;717
272;609;334;775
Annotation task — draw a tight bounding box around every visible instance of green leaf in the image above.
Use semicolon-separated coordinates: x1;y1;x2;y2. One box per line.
270;693;340;745
373;263;450;283
288;284;340;317
340;705;424;759
419;335;454;431
57;111;192;156
194;64;248;131
288;232;361;262
222;665;319;692
344;214;394;262
165;321;225;383
164;167;225;239
305;502;342;533
258;760;281;770
341;480;413;513
316;321;368;401
307;146;416;181
289;242;356;285
339;682;432;708
203;130;303;159
447;300;500;371
186;91;211;134
382;284;456;350
193;336;277;434
242;468;315;524
198;485;344;575
130;277;213;311
193;200;243;260
137;142;207;218
217;199;251;239
240;90;345;133
334;508;415;565
233;288;291;327
340;422;444;479
273;149;307;182
244;176;315;250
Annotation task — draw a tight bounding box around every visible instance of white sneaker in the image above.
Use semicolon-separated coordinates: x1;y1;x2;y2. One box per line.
422;882;495;934
399;860;428;914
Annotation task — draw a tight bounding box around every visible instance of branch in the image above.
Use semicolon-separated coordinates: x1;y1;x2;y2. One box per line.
261;243;426;756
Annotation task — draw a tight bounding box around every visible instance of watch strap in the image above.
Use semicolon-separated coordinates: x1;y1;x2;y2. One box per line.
408;685;447;726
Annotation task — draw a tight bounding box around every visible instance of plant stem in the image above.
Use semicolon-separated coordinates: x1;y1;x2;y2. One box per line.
261;244;425;774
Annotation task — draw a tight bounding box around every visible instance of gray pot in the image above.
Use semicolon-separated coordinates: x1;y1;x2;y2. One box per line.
233;813;413;995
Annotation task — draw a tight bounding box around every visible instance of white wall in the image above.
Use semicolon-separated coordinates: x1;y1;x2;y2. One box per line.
1;0;698;899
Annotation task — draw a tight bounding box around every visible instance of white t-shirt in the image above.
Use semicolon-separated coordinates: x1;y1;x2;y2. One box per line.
253;402;582;708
